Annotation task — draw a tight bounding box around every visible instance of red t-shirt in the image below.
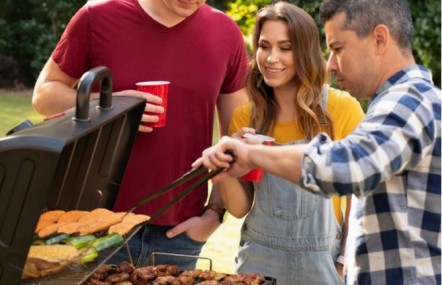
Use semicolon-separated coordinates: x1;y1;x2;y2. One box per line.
52;0;248;225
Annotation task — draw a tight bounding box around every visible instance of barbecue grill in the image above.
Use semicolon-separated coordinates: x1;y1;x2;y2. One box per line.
0;66;145;284
0;67;277;285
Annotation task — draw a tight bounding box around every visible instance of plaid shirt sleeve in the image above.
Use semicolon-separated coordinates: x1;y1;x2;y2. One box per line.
300;65;441;285
301;84;438;198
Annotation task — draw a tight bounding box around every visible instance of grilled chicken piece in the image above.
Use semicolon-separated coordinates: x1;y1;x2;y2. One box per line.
35;210;66;233
38;222;69;238
57;210;88;223
105;272;130;283
108;214;150;236
130;266;156;284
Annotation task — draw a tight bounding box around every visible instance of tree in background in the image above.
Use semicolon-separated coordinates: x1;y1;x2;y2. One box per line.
0;0;83;87
226;0;441;87
0;0;439;88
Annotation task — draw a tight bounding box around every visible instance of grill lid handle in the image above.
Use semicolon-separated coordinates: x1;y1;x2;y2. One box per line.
74;66;113;122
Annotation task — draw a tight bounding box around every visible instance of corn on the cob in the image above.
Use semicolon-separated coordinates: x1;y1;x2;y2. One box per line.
27;245;79;262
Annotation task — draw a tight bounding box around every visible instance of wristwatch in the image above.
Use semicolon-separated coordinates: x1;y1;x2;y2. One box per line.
204;203;226;223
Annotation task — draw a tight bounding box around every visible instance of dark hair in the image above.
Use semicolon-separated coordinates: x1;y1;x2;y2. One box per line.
247;1;333;140
320;0;413;52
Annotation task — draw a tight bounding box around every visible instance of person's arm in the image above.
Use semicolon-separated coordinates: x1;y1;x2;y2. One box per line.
32;58;79;116
217;177;254;219
203;88;249;215
166;90;249;239
215;88;248;136
32;58;163;132
194;136;306;184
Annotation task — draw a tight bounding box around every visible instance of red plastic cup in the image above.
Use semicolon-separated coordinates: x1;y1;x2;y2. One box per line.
241;168;265;182
136;81;170;128
240;134;275;182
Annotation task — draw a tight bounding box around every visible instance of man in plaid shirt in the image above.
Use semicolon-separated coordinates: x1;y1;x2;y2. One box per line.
194;0;441;284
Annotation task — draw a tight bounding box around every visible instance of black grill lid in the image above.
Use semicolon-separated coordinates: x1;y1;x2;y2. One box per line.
0;67;145;284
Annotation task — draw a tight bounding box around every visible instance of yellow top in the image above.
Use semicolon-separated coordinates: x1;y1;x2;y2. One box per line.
229;87;365;223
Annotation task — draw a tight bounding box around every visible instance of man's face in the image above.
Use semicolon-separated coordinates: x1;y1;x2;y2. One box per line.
324;12;378;99
162;0;205;18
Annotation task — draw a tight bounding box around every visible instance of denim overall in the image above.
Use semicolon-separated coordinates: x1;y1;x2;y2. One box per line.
235;86;343;285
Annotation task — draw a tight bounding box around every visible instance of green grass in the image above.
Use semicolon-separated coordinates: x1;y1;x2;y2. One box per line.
0;94;44;137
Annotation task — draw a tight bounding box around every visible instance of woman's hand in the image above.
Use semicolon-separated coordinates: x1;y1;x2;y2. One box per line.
231;127;256;140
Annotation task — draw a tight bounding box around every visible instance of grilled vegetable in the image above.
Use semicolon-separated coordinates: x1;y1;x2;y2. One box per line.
27;244;79;261
91;233;124;252
43;233;70;245
62;235;96;249
80;247;98;264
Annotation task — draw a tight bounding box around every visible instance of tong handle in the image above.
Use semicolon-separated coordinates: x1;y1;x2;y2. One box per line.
125;150;237;219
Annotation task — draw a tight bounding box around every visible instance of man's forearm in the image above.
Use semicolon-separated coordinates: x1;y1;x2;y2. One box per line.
32;81;77;117
249;144;306;184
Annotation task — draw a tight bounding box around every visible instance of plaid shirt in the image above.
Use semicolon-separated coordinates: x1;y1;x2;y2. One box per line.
302;65;441;285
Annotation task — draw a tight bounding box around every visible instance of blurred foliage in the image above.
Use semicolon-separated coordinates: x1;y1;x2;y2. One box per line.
0;0;84;86
225;0;441;88
0;0;439;88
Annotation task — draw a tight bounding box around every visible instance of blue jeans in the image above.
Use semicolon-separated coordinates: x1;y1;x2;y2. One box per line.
108;225;205;270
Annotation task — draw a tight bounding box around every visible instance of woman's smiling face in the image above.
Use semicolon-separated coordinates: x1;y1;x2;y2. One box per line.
256;20;296;89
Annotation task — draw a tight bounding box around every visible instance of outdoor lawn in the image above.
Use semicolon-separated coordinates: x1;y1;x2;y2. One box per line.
0;89;243;274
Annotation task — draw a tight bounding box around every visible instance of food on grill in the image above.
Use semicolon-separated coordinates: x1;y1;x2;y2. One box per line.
153;275;177;285
222;273;266;284
21;257;73;279
108;213;150;236
181;269;203;279
35;210;66;232
27;244;79;261
38;222;70;237
91;233;125;252
35;219;56;233
39;210;66;223
34;209;150;236
77;213;123;235
80;246;99;264
57;210;89;223
62;234;97;249
86;262;266;285
21;244;80;279
153;264;180;277
40;233;70;245
78;208;114;223
197;281;219;285
130;266;157;283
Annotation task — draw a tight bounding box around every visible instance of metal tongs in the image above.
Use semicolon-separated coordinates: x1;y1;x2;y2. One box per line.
124;150;236;222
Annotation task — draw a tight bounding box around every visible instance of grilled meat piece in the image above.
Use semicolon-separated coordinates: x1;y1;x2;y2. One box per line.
171;275;194;285
130;266;156;284
153;264;180;277
199;270;226;281
153;275;176;285
222;273;265;285
116;261;136;274
105;272;130;283
180;269;203;279
86;278;112;285
196;281;219;285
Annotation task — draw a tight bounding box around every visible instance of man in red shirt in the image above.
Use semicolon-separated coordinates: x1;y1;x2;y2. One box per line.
32;0;248;269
